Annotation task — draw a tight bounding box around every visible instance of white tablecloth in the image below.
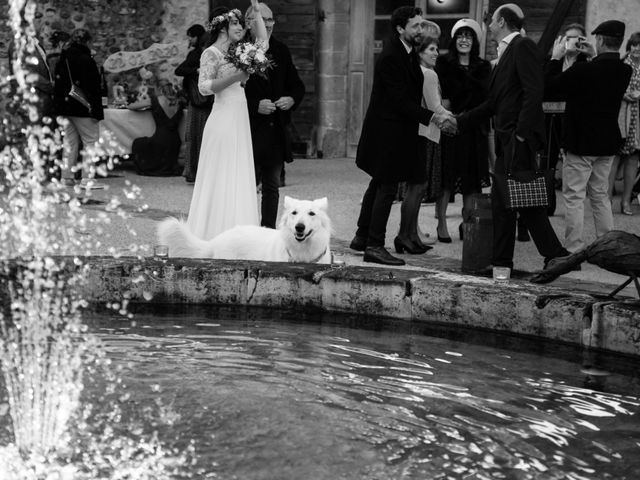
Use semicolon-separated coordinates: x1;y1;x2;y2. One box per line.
99;108;186;155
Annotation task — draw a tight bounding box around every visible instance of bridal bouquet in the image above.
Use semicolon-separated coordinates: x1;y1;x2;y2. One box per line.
225;41;274;78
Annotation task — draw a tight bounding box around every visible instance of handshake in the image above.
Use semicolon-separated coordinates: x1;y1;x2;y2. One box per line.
432;111;458;135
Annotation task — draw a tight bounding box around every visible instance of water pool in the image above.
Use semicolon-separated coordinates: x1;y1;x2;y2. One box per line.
4;305;640;479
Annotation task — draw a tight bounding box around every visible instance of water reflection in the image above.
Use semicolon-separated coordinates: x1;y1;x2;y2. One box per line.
62;309;640;479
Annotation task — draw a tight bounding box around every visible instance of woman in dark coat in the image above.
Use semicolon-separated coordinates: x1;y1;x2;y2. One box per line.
53;28;104;189
175;24;212;183
131;92;185;176
435;19;491;240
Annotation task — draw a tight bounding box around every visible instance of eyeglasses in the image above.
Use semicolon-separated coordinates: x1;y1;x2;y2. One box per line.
262;17;275;25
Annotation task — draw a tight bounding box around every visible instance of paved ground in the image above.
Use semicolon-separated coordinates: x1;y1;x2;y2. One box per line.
80;157;640;297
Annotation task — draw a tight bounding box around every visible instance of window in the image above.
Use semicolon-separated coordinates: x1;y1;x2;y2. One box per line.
373;0;481;55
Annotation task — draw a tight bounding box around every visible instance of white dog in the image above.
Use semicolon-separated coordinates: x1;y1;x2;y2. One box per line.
157;196;332;264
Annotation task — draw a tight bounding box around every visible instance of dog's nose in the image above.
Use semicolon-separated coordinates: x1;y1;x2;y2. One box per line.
295;223;305;233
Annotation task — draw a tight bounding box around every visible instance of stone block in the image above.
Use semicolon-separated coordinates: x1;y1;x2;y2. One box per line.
591;302;640;356
318;51;349;74
242;264;324;309
321;275;412;319
319;0;350;15
318;100;347;127
317;129;346;158
318;75;347;101
318;25;350;54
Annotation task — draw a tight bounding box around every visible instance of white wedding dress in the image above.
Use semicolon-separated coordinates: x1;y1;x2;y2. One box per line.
186;45;259;240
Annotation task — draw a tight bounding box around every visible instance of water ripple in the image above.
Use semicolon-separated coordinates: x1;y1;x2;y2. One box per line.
71;314;640;479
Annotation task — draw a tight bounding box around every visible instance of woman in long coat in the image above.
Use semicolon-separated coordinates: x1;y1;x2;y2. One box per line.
435;19;491;241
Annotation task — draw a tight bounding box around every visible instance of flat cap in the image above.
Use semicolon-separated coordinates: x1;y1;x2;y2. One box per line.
592;20;625;38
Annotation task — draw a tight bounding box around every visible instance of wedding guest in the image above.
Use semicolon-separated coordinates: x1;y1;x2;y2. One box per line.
46;30;70;77
244;1;305;229
435;18;491;242
397;19;440;246
542;23;589;215
397;34;450;249
350;6;447;265
7;33;60;180
8;34;55;122
131;91;185;176
53;28;105;190
546;20;632;252
452;4;570;271
175;24;212;184
609;32;640;215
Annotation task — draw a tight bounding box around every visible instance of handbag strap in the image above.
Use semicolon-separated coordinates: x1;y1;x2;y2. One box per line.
65;59;75;84
503;136;516;175
506;135;543;175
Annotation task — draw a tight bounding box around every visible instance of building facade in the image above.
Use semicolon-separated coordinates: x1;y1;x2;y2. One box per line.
1;0;638;158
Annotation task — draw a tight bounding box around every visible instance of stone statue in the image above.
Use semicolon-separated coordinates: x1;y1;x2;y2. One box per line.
530;230;640;297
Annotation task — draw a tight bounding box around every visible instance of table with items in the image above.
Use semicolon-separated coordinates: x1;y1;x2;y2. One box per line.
99;107;186;156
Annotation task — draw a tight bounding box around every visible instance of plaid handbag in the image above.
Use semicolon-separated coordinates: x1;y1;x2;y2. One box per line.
493;136;553;209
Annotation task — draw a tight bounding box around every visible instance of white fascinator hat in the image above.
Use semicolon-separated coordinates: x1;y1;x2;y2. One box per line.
451;18;483;41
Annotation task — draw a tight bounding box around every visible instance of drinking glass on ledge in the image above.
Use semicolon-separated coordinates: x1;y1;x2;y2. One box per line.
492;266;510;283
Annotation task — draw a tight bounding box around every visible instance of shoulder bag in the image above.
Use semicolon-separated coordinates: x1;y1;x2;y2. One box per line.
186;76;213;109
65;59;92;113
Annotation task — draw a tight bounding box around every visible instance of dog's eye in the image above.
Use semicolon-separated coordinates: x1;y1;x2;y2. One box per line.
291;211;297;215
308;211;316;216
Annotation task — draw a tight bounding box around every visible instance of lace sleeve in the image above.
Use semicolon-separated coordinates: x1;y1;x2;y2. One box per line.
198;48;222;96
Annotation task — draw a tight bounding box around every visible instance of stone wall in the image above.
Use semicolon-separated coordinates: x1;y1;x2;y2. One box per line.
1;0;316;156
586;0;640;49
316;0;349;158
1;0;208;101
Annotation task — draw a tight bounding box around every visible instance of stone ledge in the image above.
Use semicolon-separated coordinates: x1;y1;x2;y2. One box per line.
68;257;640;357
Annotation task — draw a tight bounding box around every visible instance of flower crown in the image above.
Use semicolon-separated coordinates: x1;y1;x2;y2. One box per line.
205;9;242;32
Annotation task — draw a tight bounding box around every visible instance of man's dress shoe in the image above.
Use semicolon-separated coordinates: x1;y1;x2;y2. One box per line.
349;235;367;252
363;246;406;266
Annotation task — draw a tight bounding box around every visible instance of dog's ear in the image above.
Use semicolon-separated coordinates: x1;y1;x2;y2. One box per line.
284;196;293;211
314;197;328;212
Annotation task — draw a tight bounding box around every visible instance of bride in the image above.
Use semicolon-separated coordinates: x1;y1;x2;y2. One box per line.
186;1;267;240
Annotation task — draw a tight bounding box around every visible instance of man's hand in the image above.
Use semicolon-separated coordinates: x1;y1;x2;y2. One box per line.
576;40;596;58
274;96;295;111
258;99;277;115
551;35;566;60
432;111;457;135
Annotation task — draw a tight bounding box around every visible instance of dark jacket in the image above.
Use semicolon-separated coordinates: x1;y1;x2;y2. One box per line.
436;54;491;185
175;46;211;108
245;36;305;165
175;46;202;87
545;52;632;156
542;53;589;101
436;54;491;115
53;43;103;120
355;35;433;182
8;39;55;119
459;34;546;173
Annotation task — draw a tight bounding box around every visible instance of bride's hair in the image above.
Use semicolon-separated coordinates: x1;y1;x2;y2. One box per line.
206;6;245;45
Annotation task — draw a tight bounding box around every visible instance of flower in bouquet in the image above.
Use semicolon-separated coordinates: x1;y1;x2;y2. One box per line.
225;41;274;78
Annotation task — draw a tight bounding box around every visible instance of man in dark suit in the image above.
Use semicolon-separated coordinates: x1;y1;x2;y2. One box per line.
350;6;446;266
245;2;305;229
451;4;569;271
545;20;632;253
